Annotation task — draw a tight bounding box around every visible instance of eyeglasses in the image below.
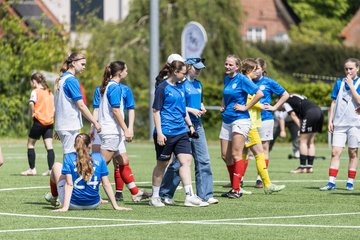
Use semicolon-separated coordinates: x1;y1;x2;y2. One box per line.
187;58;205;64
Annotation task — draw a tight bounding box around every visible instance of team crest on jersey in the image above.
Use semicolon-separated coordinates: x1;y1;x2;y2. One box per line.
232;83;237;89
186;87;191;93
260;85;266;90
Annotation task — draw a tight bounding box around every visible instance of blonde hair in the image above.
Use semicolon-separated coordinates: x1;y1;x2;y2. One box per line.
241;58;258;75
74;133;94;182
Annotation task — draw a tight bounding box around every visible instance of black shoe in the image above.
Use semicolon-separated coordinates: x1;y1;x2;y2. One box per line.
227;190;242;199
255;180;263;188
115;191;123;201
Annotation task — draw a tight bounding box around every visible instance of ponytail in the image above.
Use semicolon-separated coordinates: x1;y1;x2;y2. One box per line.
74;133;93;182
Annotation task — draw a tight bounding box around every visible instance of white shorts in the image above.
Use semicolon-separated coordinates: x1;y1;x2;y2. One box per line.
332;126;360;148
56;130;80;154
258;120;274;141
92;130;101;146
99;134;126;154
57;179;100;210
219;119;252;141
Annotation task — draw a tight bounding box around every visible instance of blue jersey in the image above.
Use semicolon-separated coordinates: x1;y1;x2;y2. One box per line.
62;72;83;101
222;73;259;124
331;76;360;100
182;79;202;124
253;76;286;121
119;83;135;110
92;86;101;109
152;80;187;136
106;80;121;108
61;152;109;206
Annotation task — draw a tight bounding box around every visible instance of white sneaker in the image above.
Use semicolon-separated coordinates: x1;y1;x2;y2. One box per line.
207;197;219;204
240;188;252;195
21;168;36;176
42;170;51;176
131;189;149;202
149;197;165;207
163;197;176;205
184;195;209;207
44;192;60;207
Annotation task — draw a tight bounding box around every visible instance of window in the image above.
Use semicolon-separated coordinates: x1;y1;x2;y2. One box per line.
70;0;104;30
246;27;266;42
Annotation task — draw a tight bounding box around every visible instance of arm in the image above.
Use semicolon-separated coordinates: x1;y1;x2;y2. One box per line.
127;109;135;138
76;100;101;132
112;108;132;142
279;118;286;138
53;174;73;212
153;109;166;146
29;102;35;117
265;91;290;112
184;112;195;134
289;111;300;128
234;90;264;112
328;100;336;133
101;176;132;211
345;76;360;104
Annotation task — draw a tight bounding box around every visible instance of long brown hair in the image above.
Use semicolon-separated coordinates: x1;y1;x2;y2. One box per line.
241;58;258;75
31;72;51;93
74;133;94;182
55;53;85;93
100;61;126;96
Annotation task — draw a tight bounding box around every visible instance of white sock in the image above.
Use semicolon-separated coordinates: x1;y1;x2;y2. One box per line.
184;185;194;197
329;176;336;184
347;178;354;184
152;186;160;198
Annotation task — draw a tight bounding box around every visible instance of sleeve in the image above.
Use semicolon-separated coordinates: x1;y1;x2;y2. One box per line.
64;77;83;101
270;79;285;96
29;90;37;103
331;80;341;100
92;86;100;109
99;157;109;177
152;84;165;110
283;102;293;113
242;76;259;95
61;154;73;175
107;84;121;108
124;87;135;109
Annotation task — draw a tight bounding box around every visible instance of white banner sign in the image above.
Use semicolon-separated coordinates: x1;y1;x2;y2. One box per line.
181;21;207;58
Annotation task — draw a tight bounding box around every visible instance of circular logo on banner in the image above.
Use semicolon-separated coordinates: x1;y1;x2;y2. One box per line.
181;21;208;58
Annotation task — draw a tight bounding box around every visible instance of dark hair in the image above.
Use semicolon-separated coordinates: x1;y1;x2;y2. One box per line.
55;53;85;92
31;72;51;93
100;61;126;96
255;58;267;75
74;133;94;182
241;58;258;75
345;58;360;68
155;60;188;86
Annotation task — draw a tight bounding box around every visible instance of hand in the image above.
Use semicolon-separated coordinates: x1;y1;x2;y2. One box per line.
94;122;101;133
356;107;360;115
200;107;207;115
157;133;167;146
53;207;68;212
124;129;133;142
114;206;132;211
328;122;334;133
220;106;225;112
264;104;276;111
279;130;286;138
233;103;246;112
345;74;353;87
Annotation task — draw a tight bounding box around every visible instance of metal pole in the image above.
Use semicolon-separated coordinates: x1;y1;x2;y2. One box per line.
149;0;159;140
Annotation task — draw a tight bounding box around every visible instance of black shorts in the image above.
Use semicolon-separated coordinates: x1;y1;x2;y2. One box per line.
300;107;324;134
153;132;192;161
28;118;53;140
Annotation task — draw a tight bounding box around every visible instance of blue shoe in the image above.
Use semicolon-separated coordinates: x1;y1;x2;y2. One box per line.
319;182;336;191
346;182;354;191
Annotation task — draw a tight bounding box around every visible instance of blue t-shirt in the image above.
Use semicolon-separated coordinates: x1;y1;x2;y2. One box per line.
119;83;135;110
106;80;121;108
182;79;202;124
92;86;100;109
61;152;109;206
152;80;187;136
222;73;259;124
331;76;360;100
253;76;286;121
62;72;83;101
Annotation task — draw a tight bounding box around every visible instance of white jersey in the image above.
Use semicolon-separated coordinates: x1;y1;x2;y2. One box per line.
54;74;82;131
333;80;360;127
98;81;122;135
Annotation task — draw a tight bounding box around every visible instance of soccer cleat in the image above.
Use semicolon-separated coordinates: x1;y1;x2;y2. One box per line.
163;197;176;205
21;168;37;176
207;197;219;204
255;179;263;188
184;195;209;207
115;191;123;201
227;190;242;199
346;182;354;191
264;184;286;194
306;167;313;173
240;188;252;195
319;182;336;191
42;170;51;176
290;167;306;174
44;192;60;207
131;189;150;202
149;197;165;207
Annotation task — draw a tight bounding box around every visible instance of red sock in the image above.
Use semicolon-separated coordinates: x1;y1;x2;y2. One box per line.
114;167;124;191
348;169;357;179
50;179;58;197
265;159;269;168
232;160;244;192
227;164;235;185
329;168;338;177
119;164;138;195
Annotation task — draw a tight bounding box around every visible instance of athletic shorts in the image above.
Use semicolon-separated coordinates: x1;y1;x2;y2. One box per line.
219;119;252;141
258;120;274;141
300;107;324;134
57;179;100;210
56;130;79;154
99;134;126;155
92;130;101;145
154;132;191;161
331;126;360;148
245;127;262;148
28;118;53;140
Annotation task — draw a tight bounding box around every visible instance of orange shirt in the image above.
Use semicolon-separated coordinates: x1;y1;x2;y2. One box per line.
31;88;55;125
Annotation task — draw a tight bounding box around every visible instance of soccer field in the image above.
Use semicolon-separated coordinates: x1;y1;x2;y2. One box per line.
1;140;360;240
